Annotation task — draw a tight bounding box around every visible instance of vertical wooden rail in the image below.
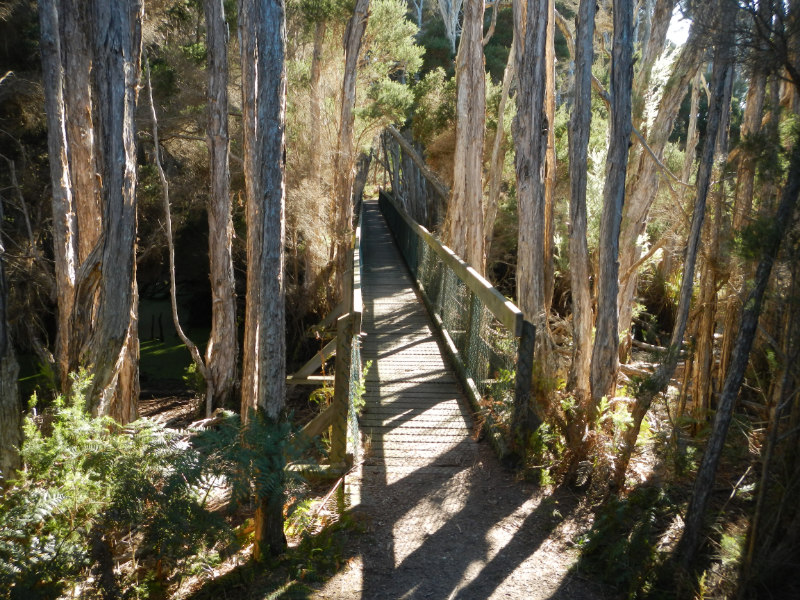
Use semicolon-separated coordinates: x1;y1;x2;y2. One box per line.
512;320;538;444
330;313;353;465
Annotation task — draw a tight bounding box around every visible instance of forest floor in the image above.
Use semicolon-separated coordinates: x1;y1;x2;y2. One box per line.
309;440;608;600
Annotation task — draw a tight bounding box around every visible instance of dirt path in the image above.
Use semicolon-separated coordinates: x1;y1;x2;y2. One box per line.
310;202;606;599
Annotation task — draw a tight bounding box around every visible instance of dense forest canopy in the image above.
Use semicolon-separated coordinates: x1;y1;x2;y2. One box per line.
0;0;799;597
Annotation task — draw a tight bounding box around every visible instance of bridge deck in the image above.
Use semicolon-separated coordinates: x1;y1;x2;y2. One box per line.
358;199;478;480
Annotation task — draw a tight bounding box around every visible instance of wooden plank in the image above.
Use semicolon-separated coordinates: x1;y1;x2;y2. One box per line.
291;338;337;378
286;374;335;385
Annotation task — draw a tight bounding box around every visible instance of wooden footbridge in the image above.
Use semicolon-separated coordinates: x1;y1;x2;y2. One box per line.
290;187;535;490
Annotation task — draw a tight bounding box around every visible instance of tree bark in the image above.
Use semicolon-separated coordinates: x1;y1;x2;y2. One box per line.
589;0;634;406
446;0;485;273
0;198;21;482
677;135;800;570
78;0;142;422
203;0;238;409
543;0;556;311
39;0;77;391
60;0;101;267
566;0;596;429
613;7;734;487
513;0;552;372
239;0;288;559
332;0;370;302
484;42;515;258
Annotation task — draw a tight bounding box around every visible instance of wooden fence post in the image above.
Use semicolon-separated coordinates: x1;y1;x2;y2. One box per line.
330;313;353;465
512;320;539;450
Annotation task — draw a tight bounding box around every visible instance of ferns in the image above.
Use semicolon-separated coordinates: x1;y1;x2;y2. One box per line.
0;372;300;598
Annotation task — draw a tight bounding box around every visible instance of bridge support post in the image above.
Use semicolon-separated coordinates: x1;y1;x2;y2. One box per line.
512;319;539;451
331;313;353;465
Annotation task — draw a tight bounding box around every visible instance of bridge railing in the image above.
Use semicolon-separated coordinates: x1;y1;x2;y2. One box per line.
379;190;535;456
294;203;364;475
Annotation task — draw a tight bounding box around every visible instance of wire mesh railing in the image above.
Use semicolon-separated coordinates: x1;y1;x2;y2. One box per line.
379;190;535;454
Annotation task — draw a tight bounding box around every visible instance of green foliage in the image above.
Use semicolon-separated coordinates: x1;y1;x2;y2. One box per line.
352;359;372;415
411;67;457;146
577;486;681;598
0;372;301;598
0;371;233;598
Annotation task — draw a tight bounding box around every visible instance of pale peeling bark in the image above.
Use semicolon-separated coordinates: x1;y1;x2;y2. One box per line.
203;0;238;409
39;0;77;390
589;0;634;406
678;136;800;570
1;200;21;482
566;0;596;415
513;0;549;350
484;42;515;257
60;0;101;266
632;0;676;127
239;0;288;559
543;0;556;311
437;0;464;55
332;0;369;301
80;0;141;422
447;0;485;273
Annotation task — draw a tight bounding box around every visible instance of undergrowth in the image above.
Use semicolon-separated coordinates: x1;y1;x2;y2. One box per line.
0;370;307;599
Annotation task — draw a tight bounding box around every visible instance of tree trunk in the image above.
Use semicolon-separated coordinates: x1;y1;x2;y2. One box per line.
566;0;596;431
718;66;767;386
332;0;369;302
78;0;142;423
0;198;21;482
203;0;238;409
613;10;734;487
446;0;485;273
543;0;556;311
239;0;288;559
437;0;463;56
616;9;706;362
39;0;77;391
588;0;634;406
484;42;515;259
677;135;800;570
309;19;326;181
60;0;101;267
513;0;552;373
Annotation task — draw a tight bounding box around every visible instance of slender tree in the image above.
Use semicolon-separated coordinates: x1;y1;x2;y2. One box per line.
239;0;289;559
0;197;21;482
513;0;552;370
332;0;370;301
589;0;634;407
203;0;238;409
566;0;596;434
447;0;485;272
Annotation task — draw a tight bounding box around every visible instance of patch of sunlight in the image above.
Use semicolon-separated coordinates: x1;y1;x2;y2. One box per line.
483;496;542;555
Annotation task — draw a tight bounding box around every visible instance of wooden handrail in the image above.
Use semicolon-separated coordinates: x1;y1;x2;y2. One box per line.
381;191;523;337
